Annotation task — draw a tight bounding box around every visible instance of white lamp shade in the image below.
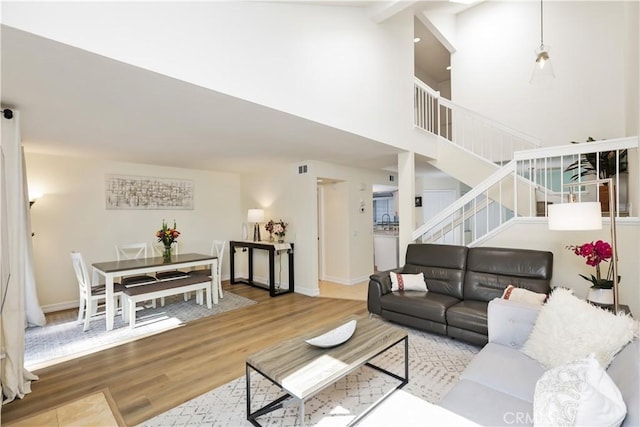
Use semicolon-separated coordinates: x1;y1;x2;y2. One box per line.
247;208;264;223
548;202;602;231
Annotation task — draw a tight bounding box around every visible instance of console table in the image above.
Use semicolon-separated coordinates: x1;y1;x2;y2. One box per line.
230;241;294;297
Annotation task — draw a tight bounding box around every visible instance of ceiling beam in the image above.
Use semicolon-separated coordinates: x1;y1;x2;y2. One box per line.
369;1;418;24
416;10;456;53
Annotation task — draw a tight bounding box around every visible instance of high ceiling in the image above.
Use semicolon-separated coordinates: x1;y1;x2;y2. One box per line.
0;1;467;175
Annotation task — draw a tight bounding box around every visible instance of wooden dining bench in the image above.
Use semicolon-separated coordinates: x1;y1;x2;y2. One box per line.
122;275;212;328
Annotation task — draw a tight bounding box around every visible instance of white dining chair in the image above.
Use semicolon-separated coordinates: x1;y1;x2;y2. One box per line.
71;251;124;331
190;240;225;299
150;241;190;280
115;243;158;286
151;241;190;304
116;243;158;307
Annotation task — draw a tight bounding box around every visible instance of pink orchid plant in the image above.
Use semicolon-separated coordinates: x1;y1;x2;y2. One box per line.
567;240;615;289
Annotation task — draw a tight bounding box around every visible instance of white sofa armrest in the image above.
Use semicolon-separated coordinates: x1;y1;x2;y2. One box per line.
487;298;541;349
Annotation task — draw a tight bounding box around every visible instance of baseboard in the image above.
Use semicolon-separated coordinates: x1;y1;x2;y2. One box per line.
323;275;370;286
296;286;320;297
42;300;79;313
350;274;371;285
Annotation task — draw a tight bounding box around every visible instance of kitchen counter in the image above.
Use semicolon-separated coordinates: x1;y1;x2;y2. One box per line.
373;230;399;236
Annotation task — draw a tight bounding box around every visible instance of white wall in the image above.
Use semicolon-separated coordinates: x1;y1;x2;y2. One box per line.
482;219;640;317
2;2;424;152
319;179;374;284
421;10;457;52
624;2;640;216
26;153;386;306
26;153;241;311
240;160;388;295
624;1;639;138
347;179;375;283
240;163;317;295
416;172;461;228
453;1;629;146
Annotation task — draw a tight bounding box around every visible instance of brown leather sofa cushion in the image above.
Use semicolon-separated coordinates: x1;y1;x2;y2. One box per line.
446;300;489;335
381;291;460;323
402;243;468;299
463;247;553;302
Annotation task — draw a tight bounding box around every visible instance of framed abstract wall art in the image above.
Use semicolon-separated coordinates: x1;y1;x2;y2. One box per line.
105;174;194;210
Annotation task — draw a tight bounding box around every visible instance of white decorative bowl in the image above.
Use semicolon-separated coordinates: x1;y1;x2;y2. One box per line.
305;320;357;348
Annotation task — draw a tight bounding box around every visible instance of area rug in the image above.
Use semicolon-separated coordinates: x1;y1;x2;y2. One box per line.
25;293;257;370
142;324;480;427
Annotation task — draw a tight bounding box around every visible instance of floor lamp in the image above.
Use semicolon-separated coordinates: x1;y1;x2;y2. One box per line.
547;178;619;313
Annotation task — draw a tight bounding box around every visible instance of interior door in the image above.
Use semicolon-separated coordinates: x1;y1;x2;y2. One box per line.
317;185;324;281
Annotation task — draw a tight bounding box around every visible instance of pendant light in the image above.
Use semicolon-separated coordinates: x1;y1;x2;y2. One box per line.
530;0;555;84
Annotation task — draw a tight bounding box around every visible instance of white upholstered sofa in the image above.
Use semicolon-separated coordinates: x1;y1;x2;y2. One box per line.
438;296;639;426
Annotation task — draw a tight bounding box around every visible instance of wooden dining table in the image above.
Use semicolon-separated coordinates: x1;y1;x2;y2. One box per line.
92;253;218;331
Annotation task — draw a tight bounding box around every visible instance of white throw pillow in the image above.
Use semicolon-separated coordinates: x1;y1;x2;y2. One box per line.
501;285;546;306
522;288;637;369
390;272;426;292
534;354;627;427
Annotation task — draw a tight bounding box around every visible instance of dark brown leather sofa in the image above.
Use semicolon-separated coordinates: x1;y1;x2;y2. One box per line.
367;243;553;346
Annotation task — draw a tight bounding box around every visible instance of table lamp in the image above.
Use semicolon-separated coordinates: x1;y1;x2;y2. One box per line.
247;209;264;242
547;178;619;313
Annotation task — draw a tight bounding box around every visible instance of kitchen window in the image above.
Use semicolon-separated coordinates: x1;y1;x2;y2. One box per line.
373;196;394;224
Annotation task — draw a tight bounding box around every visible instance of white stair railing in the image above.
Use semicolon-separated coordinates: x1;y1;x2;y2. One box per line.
414;77;541;165
514;137;637;217
413;160;521;245
414;137;638;245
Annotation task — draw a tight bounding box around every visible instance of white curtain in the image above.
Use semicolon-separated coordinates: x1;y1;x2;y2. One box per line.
1;110;44;405
22;147;45;328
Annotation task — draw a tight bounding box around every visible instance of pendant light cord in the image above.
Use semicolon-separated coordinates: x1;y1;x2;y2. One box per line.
540;0;544;47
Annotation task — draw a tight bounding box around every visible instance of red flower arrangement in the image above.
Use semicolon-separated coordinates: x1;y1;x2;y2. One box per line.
567;240;614;289
157;219;180;247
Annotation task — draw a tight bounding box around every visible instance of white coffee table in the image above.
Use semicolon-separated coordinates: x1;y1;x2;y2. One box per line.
246;316;408;426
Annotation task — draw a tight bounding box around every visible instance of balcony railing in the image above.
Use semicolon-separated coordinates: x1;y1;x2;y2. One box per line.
414;78;540;165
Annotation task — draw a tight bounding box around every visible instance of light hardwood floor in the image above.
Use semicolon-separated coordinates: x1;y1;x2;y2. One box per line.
2;282;368;426
7;389;126;427
318;280;368;301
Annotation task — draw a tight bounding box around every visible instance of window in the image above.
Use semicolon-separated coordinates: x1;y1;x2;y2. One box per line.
373;197;394;224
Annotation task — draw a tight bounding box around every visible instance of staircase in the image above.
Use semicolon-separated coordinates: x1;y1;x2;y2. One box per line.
412;78;638;246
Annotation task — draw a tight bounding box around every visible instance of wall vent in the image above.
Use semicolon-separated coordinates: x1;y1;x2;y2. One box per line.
298;165;308;174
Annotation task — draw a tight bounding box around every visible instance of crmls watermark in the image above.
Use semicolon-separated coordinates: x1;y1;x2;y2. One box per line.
503;412;534;425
